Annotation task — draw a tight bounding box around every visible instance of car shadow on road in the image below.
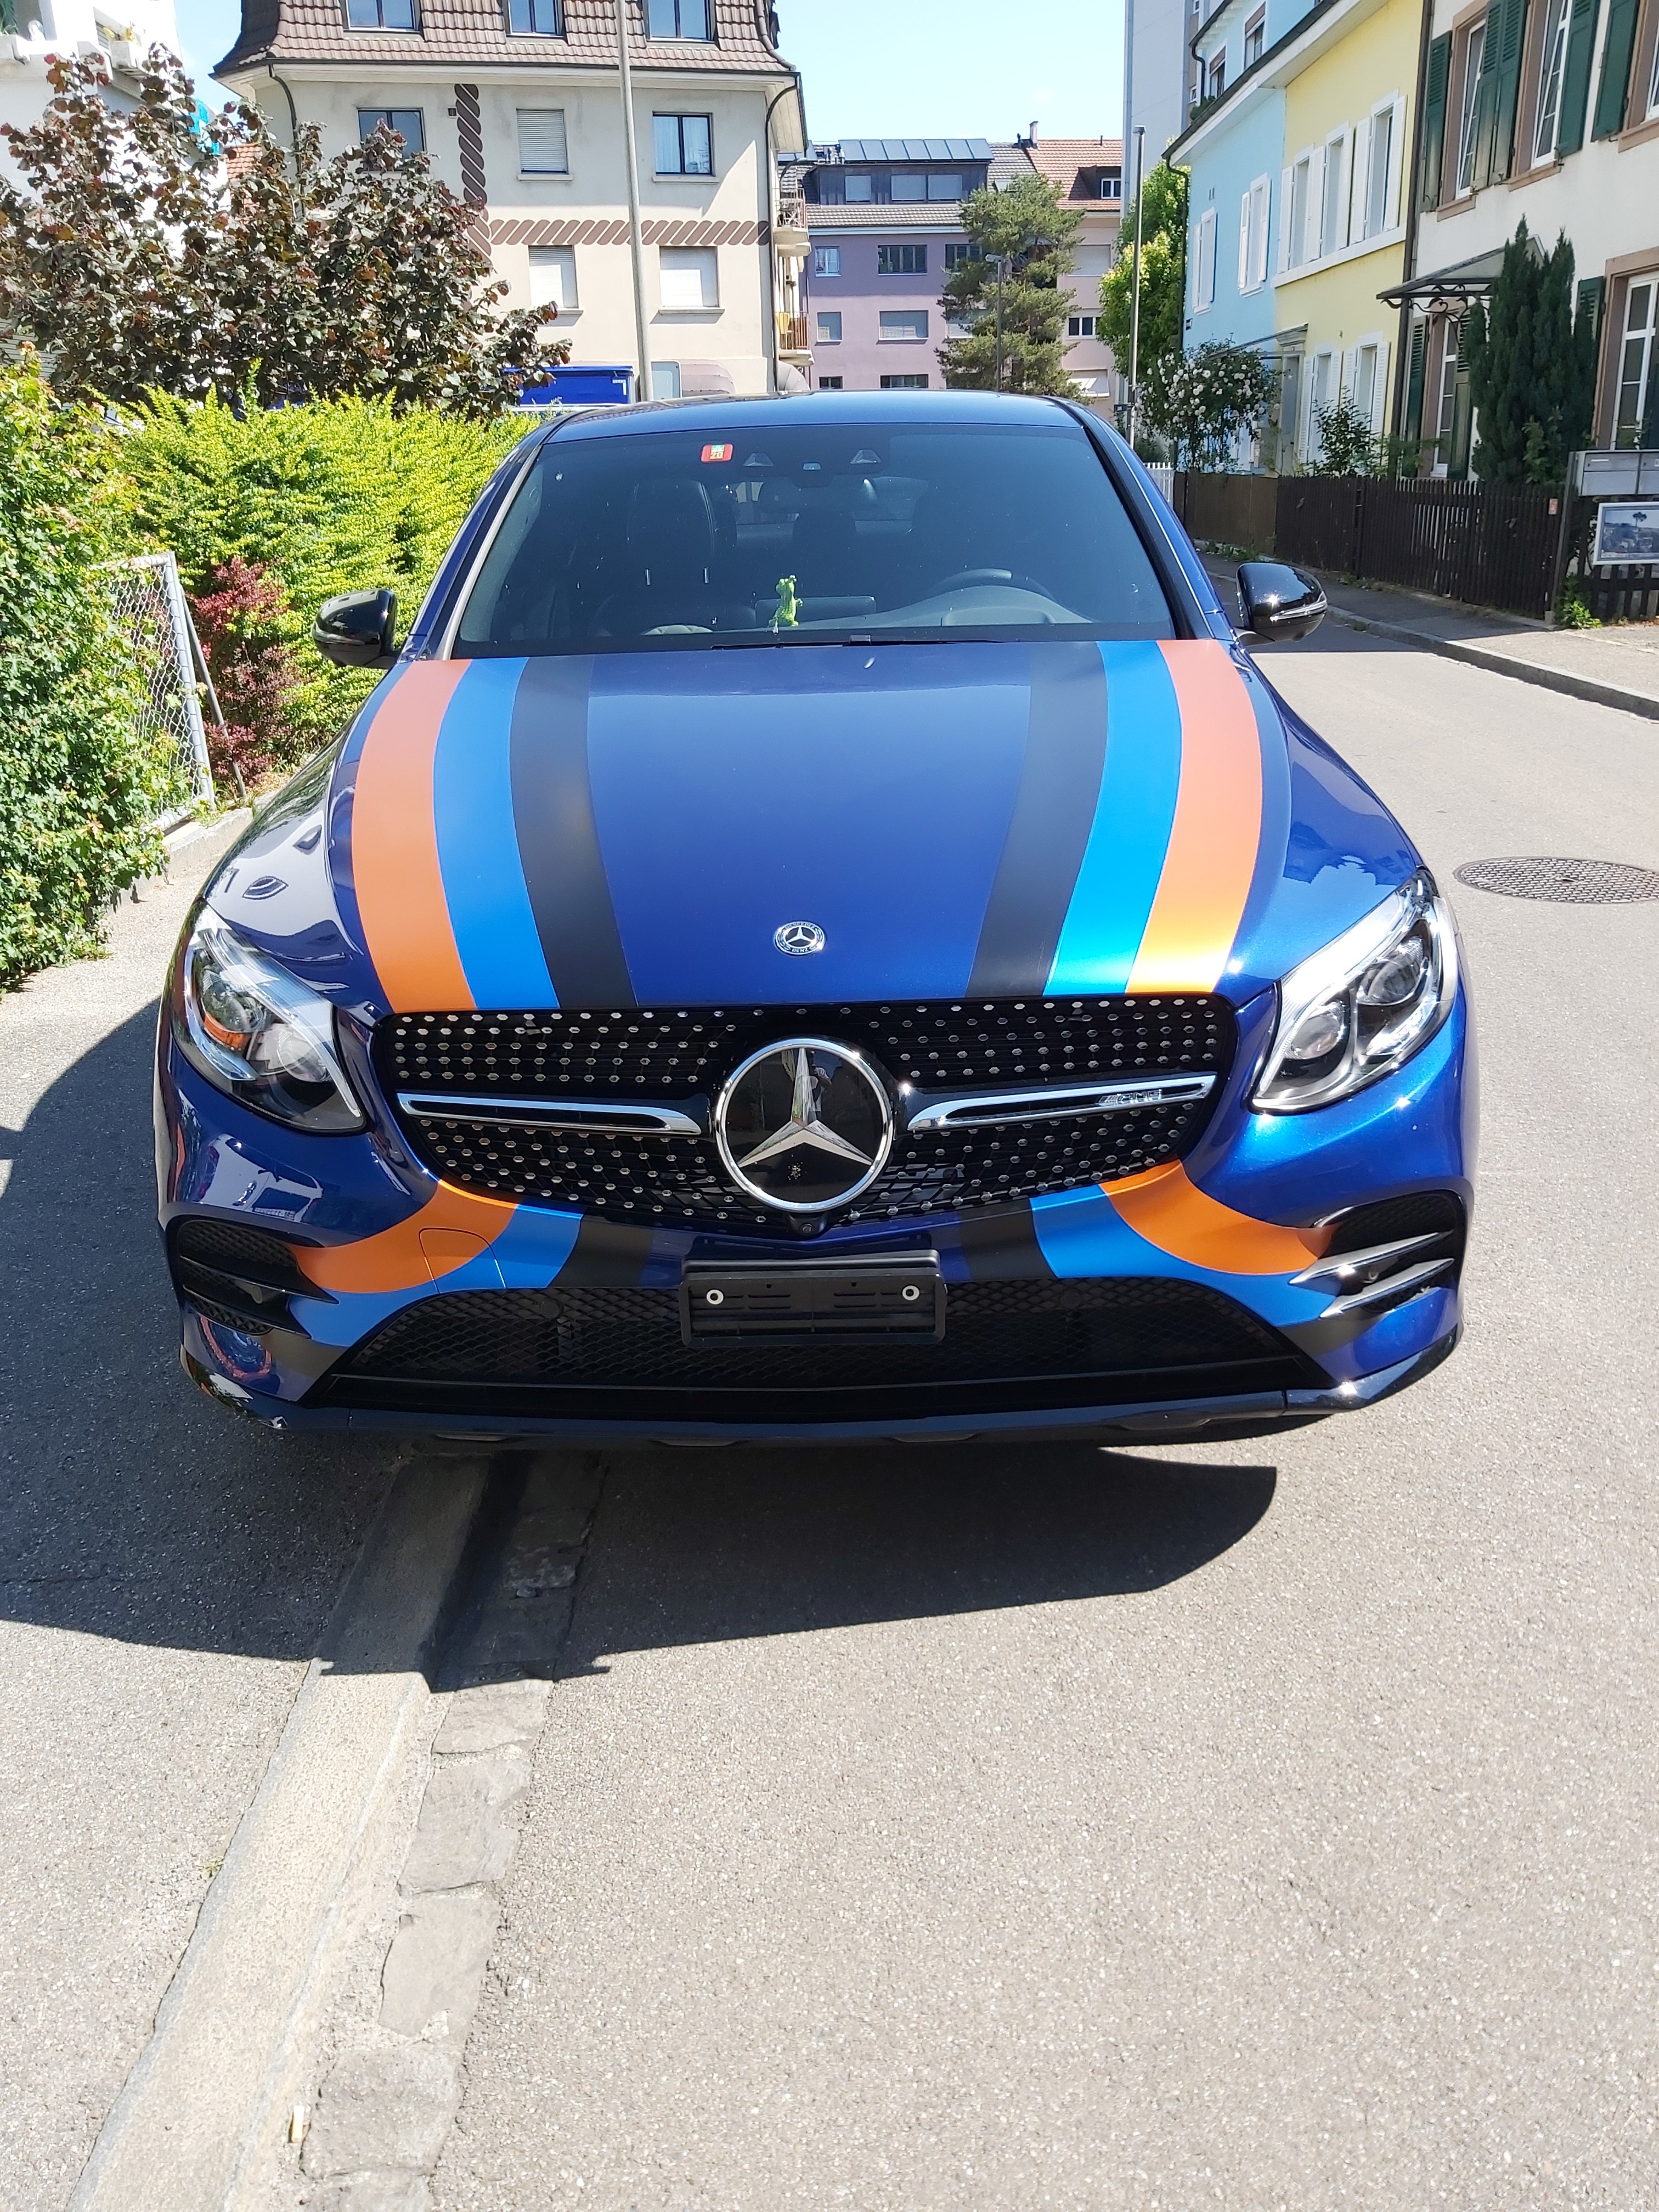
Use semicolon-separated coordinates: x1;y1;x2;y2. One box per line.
555;1447;1277;1671
1;1006;1278;1675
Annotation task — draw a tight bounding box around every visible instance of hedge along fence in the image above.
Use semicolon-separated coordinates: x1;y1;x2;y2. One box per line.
0;360;171;991
120;393;535;767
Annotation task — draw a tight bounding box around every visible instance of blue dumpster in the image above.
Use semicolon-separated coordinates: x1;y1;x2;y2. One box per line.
516;364;634;407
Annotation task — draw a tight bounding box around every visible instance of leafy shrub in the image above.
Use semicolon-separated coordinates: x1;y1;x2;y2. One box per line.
1311;390;1378;476
0;358;166;990
122;392;532;758
1154;341;1274;470
189;558;303;792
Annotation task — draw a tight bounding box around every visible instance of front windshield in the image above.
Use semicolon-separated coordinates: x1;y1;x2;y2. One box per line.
452;419;1175;654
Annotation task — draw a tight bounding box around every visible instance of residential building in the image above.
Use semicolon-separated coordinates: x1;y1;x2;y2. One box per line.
1172;0;1420;466
801;137;994;392
0;0;184;174
1126;0;1206;161
214;0;806;399
1020;130;1126;410
1393;0;1659;464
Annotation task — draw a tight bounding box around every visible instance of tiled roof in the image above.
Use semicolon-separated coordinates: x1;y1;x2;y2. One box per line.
805;202;966;230
988;140;1035;188
1023;134;1125;200
218;0;792;79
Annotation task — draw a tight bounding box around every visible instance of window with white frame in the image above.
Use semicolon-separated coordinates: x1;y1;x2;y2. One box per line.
1436;318;1460;449
658;246;719;309
1067;314;1097;337
647;0;710;36
1208;53;1226;98
516;109;568;175
1310;348;1336;450
506;0;562;31
1651;19;1659;115
1351;338;1383;428
1195;204;1217;308
879;309;929;341
347;0;415;26
812;245;841;276
357;107;424;151
1319;129;1349;257
1285;154;1311;268
1455;22;1485;194
1615;278;1657;449
1360;103;1393;236
529;245;577;311
816;310;842;343
1533;0;1572;159
1238;174;1270;291
1244;5;1265;63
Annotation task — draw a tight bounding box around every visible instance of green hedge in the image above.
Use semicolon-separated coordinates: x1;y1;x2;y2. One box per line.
0;362;166;990
121;393;533;757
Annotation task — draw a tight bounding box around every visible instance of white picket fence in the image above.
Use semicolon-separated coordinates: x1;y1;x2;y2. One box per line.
1144;462;1176;505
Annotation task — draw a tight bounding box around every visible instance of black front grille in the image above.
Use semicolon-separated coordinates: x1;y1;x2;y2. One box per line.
168;1217;319;1331
317;1276;1322;1424
374;998;1234;1233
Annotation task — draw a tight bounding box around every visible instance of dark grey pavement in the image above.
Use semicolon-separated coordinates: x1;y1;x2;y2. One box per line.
428;622;1659;2211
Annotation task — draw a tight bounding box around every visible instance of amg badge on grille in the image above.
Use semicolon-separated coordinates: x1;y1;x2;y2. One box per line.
714;1040;892;1214
773;921;826;955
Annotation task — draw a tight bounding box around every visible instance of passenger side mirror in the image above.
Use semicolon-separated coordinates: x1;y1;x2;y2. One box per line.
314;588;399;669
1236;561;1327;643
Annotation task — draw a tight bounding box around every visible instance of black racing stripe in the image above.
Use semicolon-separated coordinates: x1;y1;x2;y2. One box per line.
967;641;1108;997
510;656;637;1008
948;1202;1056;1284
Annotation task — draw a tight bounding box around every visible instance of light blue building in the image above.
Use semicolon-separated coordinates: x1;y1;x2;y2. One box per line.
1167;0;1321;466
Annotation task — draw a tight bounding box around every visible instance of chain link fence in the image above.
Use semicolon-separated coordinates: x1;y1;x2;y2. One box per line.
105;552;217;826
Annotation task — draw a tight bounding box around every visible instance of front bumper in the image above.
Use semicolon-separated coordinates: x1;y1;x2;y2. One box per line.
156;984;1476;1444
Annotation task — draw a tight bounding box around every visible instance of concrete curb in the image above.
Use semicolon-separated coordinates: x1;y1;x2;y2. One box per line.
69;1455;490;2212
1318;605;1659;724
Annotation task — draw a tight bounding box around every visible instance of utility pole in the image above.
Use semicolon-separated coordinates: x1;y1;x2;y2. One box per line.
1127;125;1145;450
613;0;652;404
993;255;1009;392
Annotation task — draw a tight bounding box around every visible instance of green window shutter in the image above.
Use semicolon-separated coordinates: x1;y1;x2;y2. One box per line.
1469;2;1504;188
1406;319;1428;439
1592;0;1640;135
1555;0;1600;153
1419;33;1451;208
1576;273;1605;347
1488;0;1532;179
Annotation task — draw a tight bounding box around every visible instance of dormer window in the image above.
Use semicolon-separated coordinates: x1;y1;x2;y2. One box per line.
1099;169;1121;199
346;0;416;26
647;0;712;36
507;0;563;31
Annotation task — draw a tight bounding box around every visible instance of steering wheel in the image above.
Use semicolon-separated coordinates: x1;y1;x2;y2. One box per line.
926;567;1053;598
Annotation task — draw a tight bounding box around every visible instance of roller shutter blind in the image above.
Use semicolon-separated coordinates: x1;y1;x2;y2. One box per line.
1419;33;1451;208
1554;0;1601;150
1592;0;1640;134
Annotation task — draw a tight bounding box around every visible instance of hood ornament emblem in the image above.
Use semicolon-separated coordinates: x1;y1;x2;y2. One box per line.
774;920;826;956
714;1039;893;1214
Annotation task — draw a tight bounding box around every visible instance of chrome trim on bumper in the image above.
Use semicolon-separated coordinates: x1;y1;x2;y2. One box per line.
396;1091;705;1137
904;1072;1216;1134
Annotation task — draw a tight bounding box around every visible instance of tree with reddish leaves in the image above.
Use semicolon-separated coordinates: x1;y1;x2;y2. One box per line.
0;52;567;415
188;558;303;791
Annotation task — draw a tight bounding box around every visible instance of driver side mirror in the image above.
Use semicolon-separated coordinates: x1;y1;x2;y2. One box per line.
1237;561;1327;643
314;588;399;669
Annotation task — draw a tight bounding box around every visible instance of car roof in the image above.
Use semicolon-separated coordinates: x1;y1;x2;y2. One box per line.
542;391;1080;443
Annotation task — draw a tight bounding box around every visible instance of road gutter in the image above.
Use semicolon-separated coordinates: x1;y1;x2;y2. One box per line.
69;1453;490;2212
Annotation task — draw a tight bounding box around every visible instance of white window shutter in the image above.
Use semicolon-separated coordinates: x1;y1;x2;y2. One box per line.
1305;146;1326;261
1370;338;1391;431
1385;95;1407;228
1276;167;1293;272
1340;346;1357;399
1353;119;1373;239
1251;177;1271;285
1335;125;1353;249
516;109;568;176
1239;193;1252;289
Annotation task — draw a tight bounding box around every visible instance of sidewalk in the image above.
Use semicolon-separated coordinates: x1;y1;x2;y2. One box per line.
1200;555;1659;722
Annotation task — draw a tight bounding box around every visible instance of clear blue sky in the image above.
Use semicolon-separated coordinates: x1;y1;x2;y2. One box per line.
173;0;1122;137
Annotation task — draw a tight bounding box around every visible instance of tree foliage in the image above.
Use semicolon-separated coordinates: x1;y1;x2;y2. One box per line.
0;52;568;414
122;391;531;756
1311;388;1379;475
1153;340;1274;470
0;358;164;990
938;174;1084;395
1097;161;1188;432
189;558;303;792
1464;221;1594;483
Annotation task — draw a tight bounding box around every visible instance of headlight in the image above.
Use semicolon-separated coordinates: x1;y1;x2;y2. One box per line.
175;910;365;1132
1252;869;1458;1113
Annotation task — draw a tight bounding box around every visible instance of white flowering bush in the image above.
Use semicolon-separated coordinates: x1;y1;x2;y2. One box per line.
1150;341;1274;471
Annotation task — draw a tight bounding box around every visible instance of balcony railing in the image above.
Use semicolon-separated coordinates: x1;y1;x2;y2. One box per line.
776;313;810;355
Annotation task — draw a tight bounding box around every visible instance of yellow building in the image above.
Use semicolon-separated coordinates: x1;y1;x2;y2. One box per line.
1271;0;1422;465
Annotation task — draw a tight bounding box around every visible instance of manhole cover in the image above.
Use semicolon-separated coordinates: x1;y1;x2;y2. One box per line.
1453;856;1659;904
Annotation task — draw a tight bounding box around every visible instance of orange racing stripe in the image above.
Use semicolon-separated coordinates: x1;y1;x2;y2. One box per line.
1105;1161;1331;1275
298;1184;517;1295
351;663;473;1014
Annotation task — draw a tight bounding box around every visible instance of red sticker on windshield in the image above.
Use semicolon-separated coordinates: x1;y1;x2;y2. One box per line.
701;443;734;462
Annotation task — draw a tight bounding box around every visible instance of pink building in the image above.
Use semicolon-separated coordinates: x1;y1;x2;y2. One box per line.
1020;133;1126;414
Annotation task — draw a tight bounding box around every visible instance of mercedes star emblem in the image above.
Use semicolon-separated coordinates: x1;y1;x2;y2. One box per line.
774;920;826;956
714;1038;893;1214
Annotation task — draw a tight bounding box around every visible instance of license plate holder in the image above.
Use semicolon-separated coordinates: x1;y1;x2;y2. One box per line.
679;1255;945;1345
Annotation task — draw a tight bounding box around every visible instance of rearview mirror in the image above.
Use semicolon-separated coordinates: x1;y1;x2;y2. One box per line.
314;588;398;669
1237;561;1326;643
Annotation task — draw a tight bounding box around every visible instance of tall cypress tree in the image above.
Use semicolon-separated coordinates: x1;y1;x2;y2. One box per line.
1468;222;1593;483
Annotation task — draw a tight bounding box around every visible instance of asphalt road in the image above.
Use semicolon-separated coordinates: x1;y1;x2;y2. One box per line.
433;625;1659;2210
3;623;1657;2211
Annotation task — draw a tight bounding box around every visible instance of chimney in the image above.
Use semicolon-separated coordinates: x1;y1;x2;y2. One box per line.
1029;120;1039;143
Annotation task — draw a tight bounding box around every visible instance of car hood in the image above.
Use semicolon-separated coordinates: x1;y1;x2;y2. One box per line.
206;641;1418;1017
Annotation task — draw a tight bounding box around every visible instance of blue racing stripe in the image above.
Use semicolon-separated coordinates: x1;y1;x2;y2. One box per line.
1045;641;1183;995
432;659;558;1009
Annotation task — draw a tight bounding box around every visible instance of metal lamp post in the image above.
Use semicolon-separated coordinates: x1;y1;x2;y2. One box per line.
613;0;652;403
992;254;1011;392
1127;125;1145;450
